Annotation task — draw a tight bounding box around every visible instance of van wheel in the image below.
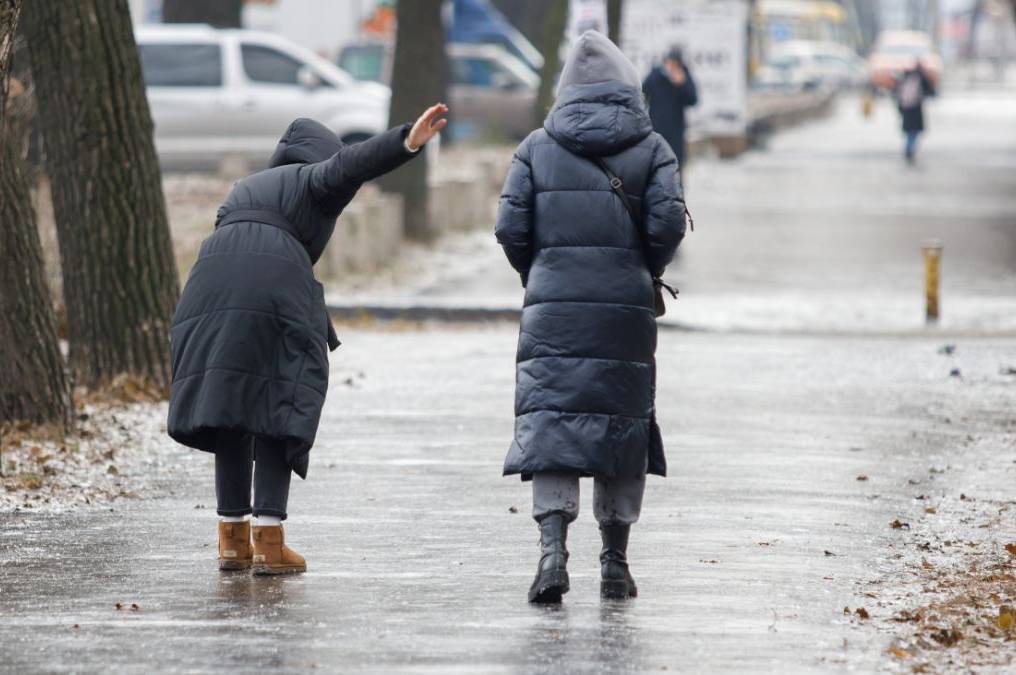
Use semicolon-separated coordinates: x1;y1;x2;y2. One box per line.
341;132;373;145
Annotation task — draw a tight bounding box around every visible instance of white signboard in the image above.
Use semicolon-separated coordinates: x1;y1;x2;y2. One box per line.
567;0;608;44
621;0;749;136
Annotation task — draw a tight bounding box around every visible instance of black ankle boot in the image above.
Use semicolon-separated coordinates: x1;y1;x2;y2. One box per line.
599;522;637;599
528;512;570;603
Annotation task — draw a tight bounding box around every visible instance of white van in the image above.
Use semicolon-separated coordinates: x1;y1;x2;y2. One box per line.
135;24;390;170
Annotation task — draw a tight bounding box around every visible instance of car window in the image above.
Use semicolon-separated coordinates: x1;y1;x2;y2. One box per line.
451;57;494;86
242;44;327;86
882;44;928;58
139;43;222;87
769;55;801;69
339;46;384;82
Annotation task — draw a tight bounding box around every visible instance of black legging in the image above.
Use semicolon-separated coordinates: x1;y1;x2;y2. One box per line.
215;433;292;520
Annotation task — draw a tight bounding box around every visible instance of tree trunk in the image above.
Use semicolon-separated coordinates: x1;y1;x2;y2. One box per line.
533;0;569;129
380;0;447;240
607;0;623;45
0;0;72;430
24;0;180;391
162;0;242;28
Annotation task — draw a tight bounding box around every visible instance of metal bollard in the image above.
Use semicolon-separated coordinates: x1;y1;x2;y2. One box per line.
922;240;943;323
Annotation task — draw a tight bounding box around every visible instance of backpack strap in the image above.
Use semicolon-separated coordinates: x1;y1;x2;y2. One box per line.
587;155;678;312
591;157;641;226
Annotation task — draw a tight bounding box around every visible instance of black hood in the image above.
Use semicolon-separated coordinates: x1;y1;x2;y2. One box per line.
544;31;652;157
269;118;342;167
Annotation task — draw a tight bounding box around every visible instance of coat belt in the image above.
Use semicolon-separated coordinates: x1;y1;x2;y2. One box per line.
214;208;340;352
215;208;301;239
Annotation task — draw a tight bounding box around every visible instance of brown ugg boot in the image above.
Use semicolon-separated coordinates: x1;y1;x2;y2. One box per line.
252;525;306;575
218;521;253;571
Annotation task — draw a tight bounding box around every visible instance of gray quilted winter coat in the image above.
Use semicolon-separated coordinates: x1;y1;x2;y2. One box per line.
496;31;687;480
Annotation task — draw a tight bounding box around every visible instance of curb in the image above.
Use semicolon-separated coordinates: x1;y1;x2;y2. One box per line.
326;304;1016;340
326;304;703;331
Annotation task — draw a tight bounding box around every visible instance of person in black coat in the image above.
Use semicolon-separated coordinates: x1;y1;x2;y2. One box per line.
641;45;698;170
895;60;935;164
496;31;687;603
168;104;448;575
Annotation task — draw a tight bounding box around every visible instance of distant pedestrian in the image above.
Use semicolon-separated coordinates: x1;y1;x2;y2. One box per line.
642;45;698;171
496;31;687;603
895;60;935;164
167;104;447;575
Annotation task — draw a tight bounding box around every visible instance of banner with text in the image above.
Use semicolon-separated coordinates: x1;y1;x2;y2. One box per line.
622;0;749;137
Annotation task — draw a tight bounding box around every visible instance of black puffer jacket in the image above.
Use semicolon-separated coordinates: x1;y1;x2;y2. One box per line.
168;120;415;478
496;31;687;480
642;65;698;164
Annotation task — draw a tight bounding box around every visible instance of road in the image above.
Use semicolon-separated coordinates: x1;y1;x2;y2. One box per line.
3;84;1016;673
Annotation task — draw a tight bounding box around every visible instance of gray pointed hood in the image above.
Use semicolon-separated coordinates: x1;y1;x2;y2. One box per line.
544;30;651;157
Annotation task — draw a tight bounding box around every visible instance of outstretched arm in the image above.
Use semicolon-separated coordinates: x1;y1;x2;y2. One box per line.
642;137;687;277
495;136;536;286
308;103;448;201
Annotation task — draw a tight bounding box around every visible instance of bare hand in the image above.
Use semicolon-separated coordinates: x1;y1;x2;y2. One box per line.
665;61;686;85
407;103;449;151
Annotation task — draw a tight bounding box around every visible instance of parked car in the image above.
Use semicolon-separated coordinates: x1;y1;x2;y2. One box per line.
868;31;942;91
755;40;866;92
135;24;390;170
338;41;538;141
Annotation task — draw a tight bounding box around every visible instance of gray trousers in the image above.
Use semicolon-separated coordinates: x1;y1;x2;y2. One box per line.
532;472;645;525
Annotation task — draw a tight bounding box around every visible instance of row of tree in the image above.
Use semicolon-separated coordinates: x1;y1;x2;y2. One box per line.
0;0;456;433
2;0;178;433
0;0;612;435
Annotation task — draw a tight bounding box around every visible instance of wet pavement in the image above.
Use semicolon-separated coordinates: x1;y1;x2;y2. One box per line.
3;329;1015;672
4;82;1016;672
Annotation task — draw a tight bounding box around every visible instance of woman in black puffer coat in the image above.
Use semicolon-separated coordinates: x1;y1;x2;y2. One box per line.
169;104;447;575
496;32;686;603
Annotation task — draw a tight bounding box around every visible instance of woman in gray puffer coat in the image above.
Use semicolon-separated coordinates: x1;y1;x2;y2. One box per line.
496;32;687;603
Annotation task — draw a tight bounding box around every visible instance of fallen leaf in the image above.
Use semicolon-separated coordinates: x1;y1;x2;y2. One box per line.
929;627;961;646
17;473;43;490
856;475;869;482
924;507;936;514
888;645;911;659
998;606;1014;630
891;519;911;530
1004;543;1016;557
855;607;870;620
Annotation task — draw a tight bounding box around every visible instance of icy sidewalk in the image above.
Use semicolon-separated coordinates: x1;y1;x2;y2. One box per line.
2;327;1015;672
